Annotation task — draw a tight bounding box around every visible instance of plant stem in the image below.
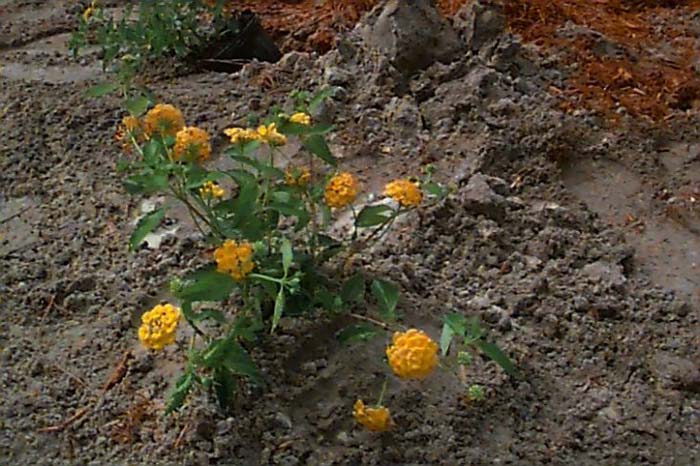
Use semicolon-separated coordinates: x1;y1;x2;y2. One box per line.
349;312;389;330
249;273;283;285
376;378;388;406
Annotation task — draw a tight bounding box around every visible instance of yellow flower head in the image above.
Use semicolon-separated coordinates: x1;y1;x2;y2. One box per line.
138;304;181;351
224;127;260;144
114;115;142;151
386;329;438;379
384;179;422;207
173;126;211;162
353;400;391;432
289;112;311;126
143;103;185;138
284;166;311;187
324;172;358;208
199;181;225;199
214;240;255;281
82;1;97;21
256;123;287;146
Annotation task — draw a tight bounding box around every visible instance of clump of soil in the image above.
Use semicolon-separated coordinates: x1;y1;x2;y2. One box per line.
1;0;699;465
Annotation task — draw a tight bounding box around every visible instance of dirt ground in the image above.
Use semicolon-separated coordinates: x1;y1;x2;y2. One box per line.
1;1;700;465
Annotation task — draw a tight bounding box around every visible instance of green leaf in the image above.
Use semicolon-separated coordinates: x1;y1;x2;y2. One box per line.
303;134;336;166
271;288;285;333
475;341;519;378
269;202;310;229
85;82;119;97
281;239;293;274
123;172;168;194
337;323;378;345
309;86;337;113
189;308;227;324
341;274;365;304
307;123;335;136
177;268;236;302
229;170;260;222
165;368;195;414
465;316;485;341
355;205;394;228
443;313;467;338
440;322;455;357
125;95;150;116
129;208;165;251
314;287;342;312
423;181;447;199
231;315;263;342
213;367;236;410
222;341;260;383
371;279;399;321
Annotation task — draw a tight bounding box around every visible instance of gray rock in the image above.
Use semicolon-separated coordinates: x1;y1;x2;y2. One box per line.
581;261;626;289
459;173;507;221
274;412;293;430
454;0;506;52
384;96;423;139
360;0;463;74
650;351;700;394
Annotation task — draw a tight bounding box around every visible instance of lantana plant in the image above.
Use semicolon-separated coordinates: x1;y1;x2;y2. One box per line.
116;87;516;425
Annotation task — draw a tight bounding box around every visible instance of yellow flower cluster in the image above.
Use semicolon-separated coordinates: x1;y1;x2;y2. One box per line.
214;240;255;280
82;0;97;21
285;166;311;187
289;112;311;126
384;179;422;207
353;400;391;432
224;127;259;144
138;304;181;350
224;122;287;146
114;115;142;152
256;123;287;146
143;103;185;138
324;172;358;208
173;126;211;162
199;181;225;199
386;329;438;379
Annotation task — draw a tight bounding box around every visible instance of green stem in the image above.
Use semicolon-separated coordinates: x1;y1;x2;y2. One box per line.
349;312;390;330
376;378;388;406
249;273;283;285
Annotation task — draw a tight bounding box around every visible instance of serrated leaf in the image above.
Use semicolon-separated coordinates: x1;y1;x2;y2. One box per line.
85;82;119;97
443;313;467;338
129;208;165;251
213;367;236;410
302;134;336;166
229;170;259;222
222;341;260;383
125;95;150;116
123;172;168;194
271;288;285;333
190;308;227;324
423;181;447;199
440;322;455;357
371;279;399;321
309;86;337;113
177;268;236;302
355;205;394;228
337;323;378;345
341;274;364;304
269;202;310;229
281;239;293;274
475;341;518;377
165;369;195;414
308;123;334;136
